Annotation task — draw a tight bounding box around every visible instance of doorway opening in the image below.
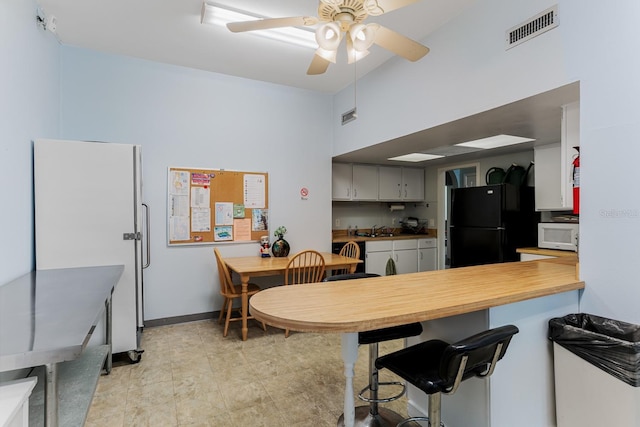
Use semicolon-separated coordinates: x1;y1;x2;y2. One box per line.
436;163;479;269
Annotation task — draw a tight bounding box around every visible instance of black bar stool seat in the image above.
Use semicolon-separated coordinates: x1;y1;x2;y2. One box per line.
375;325;519;427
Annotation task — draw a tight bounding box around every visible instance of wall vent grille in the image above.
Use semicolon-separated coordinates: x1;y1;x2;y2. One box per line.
506;5;558;50
342;108;357;125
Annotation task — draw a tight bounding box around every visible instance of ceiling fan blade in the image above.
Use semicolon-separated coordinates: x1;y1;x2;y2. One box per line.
227;16;317;33
363;0;421;16
372;24;430;61
307;54;331;75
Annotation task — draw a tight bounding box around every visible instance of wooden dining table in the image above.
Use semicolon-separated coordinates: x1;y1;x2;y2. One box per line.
223;252;361;341
249;258;585;427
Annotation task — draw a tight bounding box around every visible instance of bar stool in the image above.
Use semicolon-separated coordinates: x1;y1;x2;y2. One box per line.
375;325;519;427
325;273;423;427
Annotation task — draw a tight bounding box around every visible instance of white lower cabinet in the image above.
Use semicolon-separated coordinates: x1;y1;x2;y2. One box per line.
365;240;392;276
365;239;419;275
418;238;438;272
392;239;418;274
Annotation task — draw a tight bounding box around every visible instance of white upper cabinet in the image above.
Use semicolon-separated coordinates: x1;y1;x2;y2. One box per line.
534;102;580;211
332;163;352;200
333;163;379;201
378;166;403;200
352;164;379;200
402;167;425;201
378;166;425;201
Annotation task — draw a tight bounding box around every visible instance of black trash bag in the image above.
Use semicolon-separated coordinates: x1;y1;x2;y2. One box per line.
549;313;640;387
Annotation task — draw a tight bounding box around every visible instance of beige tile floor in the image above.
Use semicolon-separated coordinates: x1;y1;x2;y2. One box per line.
86;318;410;426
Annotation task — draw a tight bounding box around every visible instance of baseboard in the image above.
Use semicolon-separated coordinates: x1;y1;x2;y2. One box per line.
144;311;218;328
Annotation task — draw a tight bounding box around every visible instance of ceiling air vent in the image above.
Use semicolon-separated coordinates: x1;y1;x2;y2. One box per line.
506;5;558;50
342;108;357;125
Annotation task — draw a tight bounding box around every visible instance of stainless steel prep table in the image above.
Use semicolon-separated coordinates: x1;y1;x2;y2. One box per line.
0;265;124;427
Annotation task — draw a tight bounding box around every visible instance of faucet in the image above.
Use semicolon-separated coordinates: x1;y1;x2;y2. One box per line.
371;224;378;237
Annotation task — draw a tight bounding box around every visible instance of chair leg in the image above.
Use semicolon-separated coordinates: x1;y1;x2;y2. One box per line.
218;298;228;324
223;300;234;337
285;328;290;338
261;322;267;331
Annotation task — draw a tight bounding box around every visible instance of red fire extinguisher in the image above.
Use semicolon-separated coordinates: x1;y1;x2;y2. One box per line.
572;147;580;214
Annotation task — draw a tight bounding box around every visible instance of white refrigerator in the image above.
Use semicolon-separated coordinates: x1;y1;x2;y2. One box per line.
34;139;147;362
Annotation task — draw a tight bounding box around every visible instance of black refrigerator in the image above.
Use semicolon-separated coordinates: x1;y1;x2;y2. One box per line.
450;184;538;268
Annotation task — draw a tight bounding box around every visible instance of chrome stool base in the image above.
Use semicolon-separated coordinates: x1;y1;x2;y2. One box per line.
337;406;405;427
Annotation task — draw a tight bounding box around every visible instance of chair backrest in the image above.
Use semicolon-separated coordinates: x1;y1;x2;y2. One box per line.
339;241;360;259
440;325;519;394
285;250;326;285
336;241;361;275
213;247;233;295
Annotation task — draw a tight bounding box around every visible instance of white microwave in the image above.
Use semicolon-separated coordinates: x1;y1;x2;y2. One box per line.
538;223;579;251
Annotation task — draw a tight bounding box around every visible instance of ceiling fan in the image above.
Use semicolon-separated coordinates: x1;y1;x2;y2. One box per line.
226;0;430;75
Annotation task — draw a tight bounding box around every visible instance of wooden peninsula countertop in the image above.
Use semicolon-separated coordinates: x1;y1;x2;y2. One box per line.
249;258;584;333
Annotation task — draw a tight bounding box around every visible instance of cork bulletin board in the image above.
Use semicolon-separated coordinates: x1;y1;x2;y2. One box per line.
167;167;269;246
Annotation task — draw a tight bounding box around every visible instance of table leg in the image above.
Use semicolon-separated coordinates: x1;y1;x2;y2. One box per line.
340;332;359;427
44;362;58;427
240;273;250;341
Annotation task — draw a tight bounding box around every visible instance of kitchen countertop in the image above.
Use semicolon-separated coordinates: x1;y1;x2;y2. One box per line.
333;232;435;243
517;247;578;257
250;256;583;333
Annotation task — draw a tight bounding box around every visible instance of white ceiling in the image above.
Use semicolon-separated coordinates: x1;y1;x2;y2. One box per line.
37;0;476;93
35;0;579;165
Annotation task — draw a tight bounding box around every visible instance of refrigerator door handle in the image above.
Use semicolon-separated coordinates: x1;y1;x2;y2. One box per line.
142;203;150;269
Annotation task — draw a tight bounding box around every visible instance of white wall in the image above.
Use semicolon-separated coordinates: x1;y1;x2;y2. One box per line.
333;0;640;325
58;47;333;321
0;0;60;284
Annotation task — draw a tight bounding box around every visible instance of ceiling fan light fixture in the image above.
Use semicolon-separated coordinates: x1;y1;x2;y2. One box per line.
316;22;343;51
349;23;376;51
346;37;369;64
315;47;338;63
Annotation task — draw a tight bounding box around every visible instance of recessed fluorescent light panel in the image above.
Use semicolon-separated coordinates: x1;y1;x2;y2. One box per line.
455;134;535;149
388;153;445;162
201;1;317;49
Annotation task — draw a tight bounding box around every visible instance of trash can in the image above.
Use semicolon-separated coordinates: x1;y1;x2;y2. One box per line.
548;313;640;426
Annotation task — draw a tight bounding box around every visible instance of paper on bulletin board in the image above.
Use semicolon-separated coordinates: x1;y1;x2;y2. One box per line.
170;171;190;195
191;186;210;208
191;208;211;232
233;218;252;241
214;226;233;241
170;195;190;217
252;209;268;231
170;216;190;241
215;202;233;225
244;174;265;208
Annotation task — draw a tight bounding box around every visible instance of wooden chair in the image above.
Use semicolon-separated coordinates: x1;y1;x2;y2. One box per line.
213;248;266;337
335;241;360;275
283;249;326;337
